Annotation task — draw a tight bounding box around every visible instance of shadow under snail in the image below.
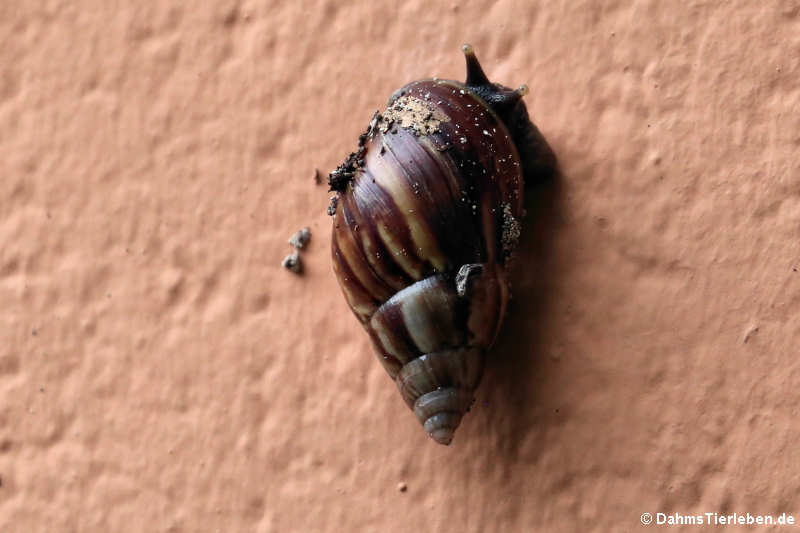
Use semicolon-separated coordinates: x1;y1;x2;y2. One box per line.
328;44;556;445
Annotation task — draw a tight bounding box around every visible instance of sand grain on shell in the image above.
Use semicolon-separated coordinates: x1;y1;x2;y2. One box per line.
380;95;450;136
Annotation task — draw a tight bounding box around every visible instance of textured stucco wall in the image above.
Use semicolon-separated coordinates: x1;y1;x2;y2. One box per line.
2;1;799;531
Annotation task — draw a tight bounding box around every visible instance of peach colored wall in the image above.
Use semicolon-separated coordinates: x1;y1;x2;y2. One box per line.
2;1;798;531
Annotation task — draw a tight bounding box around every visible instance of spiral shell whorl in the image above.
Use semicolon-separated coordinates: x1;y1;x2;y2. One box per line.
360;267;506;444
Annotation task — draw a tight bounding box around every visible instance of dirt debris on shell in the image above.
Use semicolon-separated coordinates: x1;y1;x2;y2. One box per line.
327;196;338;216
501;203;521;256
328;112;381;193
328;95;448;195
379;95;449;136
455;263;484;297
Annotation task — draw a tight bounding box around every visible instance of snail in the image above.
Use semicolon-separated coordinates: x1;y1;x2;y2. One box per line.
328;44;555;445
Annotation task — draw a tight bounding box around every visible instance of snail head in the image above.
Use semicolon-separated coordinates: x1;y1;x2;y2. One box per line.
461;43;556;184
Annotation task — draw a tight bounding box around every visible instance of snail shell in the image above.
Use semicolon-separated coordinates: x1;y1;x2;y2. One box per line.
329;45;555;445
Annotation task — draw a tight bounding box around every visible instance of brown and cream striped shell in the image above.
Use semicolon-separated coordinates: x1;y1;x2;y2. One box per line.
328;45;554;445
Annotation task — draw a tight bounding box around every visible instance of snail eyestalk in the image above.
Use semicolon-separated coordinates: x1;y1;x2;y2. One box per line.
461;45;523;114
462;43;490;87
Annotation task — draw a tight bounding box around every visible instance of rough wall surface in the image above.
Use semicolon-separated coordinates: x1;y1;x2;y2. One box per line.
2;1;799;531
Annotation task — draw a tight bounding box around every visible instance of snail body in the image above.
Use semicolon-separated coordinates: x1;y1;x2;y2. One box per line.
329;45;554;445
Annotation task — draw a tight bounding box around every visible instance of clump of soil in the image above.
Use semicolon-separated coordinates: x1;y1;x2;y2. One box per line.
288;227;311;249
281;251;302;274
327;196;338;216
282;227;313;275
